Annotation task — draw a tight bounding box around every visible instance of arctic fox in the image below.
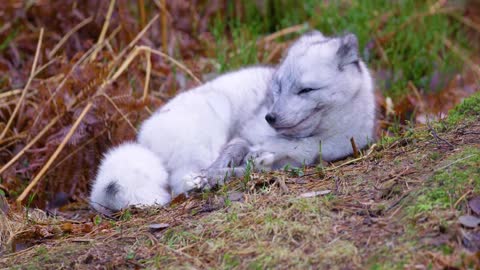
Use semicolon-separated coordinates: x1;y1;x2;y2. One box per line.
201;31;376;185
90;67;274;213
89;31;376;212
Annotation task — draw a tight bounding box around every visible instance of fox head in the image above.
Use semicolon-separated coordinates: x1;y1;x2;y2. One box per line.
265;31;369;138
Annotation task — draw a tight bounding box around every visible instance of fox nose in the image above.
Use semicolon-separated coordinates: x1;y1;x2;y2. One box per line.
265;113;277;125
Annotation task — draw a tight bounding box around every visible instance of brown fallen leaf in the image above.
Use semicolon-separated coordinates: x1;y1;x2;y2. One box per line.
149;223;170;232
227;191;244;202
60;222;73;233
0;193;9;215
458;215;480;228
299;190;331;198
469;196;480;216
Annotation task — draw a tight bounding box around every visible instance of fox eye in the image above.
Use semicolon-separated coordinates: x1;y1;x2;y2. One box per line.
297;88;316;95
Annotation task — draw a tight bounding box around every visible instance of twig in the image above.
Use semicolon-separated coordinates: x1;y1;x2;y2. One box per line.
46;128;107;174
434;154;476;172
453;190;472;209
90;0;116;62
143;49;152;101
16;102;93;206
259;23;309;44
108;45;201;86
326;144;377;171
137;0;146;29
0;28;44;141
0;116;60;176
111;14;159;67
0;89;21;100
48;16;93;58
350;137;360;158
99;93;137;133
160;0;168;53
426;120;454;149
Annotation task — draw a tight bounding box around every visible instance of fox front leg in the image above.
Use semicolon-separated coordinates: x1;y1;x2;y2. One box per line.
249;137;320;169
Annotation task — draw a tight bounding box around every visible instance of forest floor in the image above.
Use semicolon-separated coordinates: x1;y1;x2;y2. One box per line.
1;93;479;269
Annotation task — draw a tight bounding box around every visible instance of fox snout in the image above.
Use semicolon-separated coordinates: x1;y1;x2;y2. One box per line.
265;113;277;125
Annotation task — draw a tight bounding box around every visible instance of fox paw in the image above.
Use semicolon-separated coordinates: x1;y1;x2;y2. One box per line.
183;173;210;191
246;151;275;170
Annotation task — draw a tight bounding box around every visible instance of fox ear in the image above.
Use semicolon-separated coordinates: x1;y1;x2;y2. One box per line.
336;33;359;70
304;30;324;37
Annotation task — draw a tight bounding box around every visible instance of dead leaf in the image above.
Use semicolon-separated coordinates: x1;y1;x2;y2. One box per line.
469;197;480;215
458;215;480;228
300;190;331;198
149;223;170;232
0;193;9;215
227;191;244;202
60;222;73;233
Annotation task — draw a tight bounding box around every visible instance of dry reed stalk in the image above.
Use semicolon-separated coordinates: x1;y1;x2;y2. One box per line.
46;128;107;174
160;0;168;53
99;93;137;133
138;46;201;84
111;14;159;67
16;102;94;206
48;16;93;59
30;28;118;131
326;144;377;172
143;49;152;101
259;23;308;44
350;137;360;158
0;89;21;100
0;28;44;141
90;0;116;62
108;45;201;88
137;0;147;29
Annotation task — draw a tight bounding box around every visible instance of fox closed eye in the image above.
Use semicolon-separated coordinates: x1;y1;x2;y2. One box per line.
297;86;326;95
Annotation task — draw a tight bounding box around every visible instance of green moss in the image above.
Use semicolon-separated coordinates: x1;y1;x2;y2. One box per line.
446;91;480;126
409;147;480;216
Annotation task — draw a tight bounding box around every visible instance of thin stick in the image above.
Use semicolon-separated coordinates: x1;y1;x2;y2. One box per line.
48;16;93;58
100;93;137;133
139;46;201;84
143;49;152;101
0;28;44;141
109;45;201;86
453;190;472;209
47;129;107;174
111;14;159;66
0;89;21;100
16;102;93;206
10;122;68;199
260;23;308;44
350;137;360;158
90;0;116;62
326;144;377;171
160;0;168;53
137;0;146;29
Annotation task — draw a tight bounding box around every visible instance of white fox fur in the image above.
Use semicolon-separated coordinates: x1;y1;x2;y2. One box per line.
89;142;170;214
